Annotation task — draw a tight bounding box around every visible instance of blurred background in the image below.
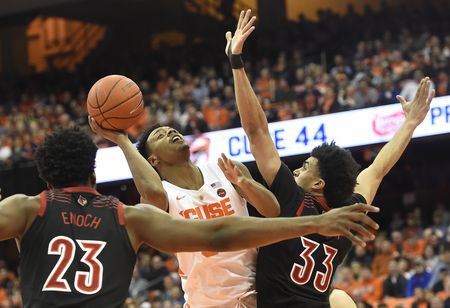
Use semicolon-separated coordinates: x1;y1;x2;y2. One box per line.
0;0;449;307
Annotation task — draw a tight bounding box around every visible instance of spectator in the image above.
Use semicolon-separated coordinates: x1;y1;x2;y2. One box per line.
354;79;379;108
372;240;394;277
411;287;431;308
201;96;230;130
351;266;383;304
406;259;433;297
383;260;408;298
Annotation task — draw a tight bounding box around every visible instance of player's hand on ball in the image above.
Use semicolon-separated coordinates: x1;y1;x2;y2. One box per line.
218;153;246;186
88;116;128;145
397;77;435;127
314;203;380;247
225;9;256;56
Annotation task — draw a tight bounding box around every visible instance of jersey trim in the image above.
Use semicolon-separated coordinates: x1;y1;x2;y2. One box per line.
62;187;100;195
296;200;305;216
38;192;47;217
117;202;125;225
315;196;331;212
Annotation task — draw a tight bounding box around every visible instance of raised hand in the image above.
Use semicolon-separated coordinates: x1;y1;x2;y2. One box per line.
225;9;256;56
397;77;435;127
88;116;128;145
217;153;246;185
314;203;380;247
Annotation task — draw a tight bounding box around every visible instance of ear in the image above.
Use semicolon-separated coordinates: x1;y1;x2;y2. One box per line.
312;178;325;191
148;154;159;167
47;183;53;190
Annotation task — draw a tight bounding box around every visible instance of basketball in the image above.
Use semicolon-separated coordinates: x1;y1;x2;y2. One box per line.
87;75;144;131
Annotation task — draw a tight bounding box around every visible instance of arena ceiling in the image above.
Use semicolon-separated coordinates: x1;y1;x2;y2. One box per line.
0;0;185;31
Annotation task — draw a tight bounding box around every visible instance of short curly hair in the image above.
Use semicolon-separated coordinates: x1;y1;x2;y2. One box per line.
34;128;97;188
136;123;161;159
311;142;360;207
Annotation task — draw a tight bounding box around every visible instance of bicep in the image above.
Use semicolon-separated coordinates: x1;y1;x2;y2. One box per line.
0;195;30;241
128;204;214;253
354;167;383;205
247;131;281;187
140;195;168;212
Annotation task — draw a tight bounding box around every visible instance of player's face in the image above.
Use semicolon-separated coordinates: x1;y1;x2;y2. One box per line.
147;126;189;158
293;157;323;192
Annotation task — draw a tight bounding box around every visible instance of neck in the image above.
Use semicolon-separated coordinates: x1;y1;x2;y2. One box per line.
159;160;204;190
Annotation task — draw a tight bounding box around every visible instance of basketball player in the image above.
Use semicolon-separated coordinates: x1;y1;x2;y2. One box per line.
88;119;379;308
225;9;435;307
0;128;380;308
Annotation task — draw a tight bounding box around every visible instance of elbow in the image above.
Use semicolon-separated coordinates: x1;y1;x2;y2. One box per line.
142;189;168;211
243;123;269;137
264;205;280;218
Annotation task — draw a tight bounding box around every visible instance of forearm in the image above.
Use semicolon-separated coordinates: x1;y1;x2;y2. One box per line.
232;68;269;134
171;215;316;252
118;138;167;209
371;120;416;177
235;178;280;217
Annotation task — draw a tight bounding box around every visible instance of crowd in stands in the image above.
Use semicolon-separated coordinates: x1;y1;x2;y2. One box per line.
334;204;450;307
1;2;450;167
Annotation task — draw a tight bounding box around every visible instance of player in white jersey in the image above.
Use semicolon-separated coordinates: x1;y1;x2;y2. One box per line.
163;160;258;307
136;125;279;307
88;119;380;307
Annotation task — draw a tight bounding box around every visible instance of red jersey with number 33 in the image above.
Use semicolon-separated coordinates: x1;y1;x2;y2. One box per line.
256;163;366;308
19;187;136;308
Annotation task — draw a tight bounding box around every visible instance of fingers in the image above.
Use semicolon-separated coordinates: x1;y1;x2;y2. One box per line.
427;89;435;105
217;157;226;173
242;26;256;41
225;31;232;41
396;95;407;106
350;203;380;214
236;10;245;30
225;31;232;55
242;15;256;33
343;230;366;247
241;9;252;30
347;222;375;241
88;116;99;132
355;213;380;231
413;78;425;103
420;78;430;104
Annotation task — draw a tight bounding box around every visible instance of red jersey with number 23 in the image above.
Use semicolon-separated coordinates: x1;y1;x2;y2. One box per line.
19;187;136;308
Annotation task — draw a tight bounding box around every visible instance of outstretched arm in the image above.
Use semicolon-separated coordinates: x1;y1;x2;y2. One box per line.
226;10;281;187
89;118;168;210
355;78;435;204
126;202;379;253
218;153;280;217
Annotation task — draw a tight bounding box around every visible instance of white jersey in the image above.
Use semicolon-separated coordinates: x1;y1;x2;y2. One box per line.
162;162;257;308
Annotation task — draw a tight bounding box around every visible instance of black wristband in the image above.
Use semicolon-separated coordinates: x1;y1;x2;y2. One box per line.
227;43;244;69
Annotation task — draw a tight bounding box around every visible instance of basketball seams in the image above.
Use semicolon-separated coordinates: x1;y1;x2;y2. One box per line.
95;84;121;131
89;90;142;118
87;75;144;131
97;76;126;108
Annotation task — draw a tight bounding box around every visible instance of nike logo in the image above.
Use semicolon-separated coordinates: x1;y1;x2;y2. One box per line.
176;195;186;200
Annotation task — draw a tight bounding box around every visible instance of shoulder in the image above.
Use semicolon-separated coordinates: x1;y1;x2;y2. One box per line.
5;194;40;211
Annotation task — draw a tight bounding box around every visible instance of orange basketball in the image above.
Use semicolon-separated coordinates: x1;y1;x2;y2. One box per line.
87;75;144;131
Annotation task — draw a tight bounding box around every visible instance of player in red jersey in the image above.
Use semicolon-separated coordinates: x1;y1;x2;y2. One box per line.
226;9;435;308
0;128;379;307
